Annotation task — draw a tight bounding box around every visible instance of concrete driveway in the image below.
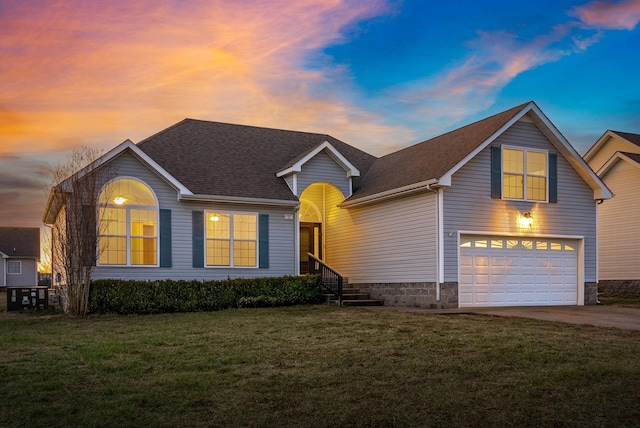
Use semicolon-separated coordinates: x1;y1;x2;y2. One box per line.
467;305;640;331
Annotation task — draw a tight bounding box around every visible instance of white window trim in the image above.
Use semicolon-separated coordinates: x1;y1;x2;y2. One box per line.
502;146;549;203
7;260;22;275
97;177;160;267
204;210;258;268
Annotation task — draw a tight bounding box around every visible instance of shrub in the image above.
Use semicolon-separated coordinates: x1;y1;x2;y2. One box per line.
88;275;322;314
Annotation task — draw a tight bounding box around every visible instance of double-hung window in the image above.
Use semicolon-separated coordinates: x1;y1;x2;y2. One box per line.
98;178;158;266
205;212;257;267
502;147;548;201
7;260;21;274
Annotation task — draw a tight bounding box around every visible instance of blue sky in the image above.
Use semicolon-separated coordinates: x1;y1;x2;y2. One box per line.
1;0;639;229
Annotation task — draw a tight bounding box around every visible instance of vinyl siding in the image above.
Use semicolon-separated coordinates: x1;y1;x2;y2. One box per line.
297;151;350;197
283;175;295;193
51;205;66;286
91;151;296;281
597;160;640;280
6;258;38;286
443;120;597;282
329;191;438;284
588;136;640;172
0;260;4;286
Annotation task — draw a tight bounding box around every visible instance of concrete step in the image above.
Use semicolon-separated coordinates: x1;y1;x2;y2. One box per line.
322;292;369;300
337;299;384;307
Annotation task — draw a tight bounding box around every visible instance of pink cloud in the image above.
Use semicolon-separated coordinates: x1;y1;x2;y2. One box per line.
0;0;396;155
573;0;640;30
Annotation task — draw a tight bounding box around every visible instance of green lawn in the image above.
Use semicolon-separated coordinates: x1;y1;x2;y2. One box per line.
598;294;640;308
1;298;639;427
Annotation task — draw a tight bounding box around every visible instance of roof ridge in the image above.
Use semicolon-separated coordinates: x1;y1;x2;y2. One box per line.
166;118;334;139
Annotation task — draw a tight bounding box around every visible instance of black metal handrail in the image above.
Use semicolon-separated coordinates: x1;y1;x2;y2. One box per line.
308;253;343;306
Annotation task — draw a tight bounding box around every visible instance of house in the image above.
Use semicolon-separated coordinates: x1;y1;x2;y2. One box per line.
43;101;611;308
0;227;40;288
584;131;640;295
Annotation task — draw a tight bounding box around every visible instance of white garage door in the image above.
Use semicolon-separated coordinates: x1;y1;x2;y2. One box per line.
459;235;578;307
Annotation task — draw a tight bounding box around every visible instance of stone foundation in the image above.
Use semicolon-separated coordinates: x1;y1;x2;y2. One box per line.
584;282;598;305
356;282;458;309
598;280;640;297
357;282;601;308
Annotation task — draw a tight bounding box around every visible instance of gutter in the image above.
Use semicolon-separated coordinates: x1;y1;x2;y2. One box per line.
338;179;440;208
179;193;299;207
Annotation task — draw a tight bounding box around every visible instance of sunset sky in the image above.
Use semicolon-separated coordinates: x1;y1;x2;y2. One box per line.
1;0;640;229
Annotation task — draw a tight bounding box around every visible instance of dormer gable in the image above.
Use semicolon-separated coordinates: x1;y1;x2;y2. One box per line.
276;141;360;197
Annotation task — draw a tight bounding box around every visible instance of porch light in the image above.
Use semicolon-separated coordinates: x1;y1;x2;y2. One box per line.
209;213;220;222
518;211;534;229
113;196;126;205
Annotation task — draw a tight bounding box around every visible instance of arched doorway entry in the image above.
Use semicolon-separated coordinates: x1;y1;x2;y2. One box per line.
299;200;322;274
299;183;345;274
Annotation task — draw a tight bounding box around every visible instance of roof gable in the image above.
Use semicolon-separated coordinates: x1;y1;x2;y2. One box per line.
584;130;640;174
276;141;360;178
0;227;39;258
598;151;640;177
585;130;640;162
345;101;611;205
43;140;191;224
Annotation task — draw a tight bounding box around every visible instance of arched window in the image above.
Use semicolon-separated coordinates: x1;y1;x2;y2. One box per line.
299;200;321;223
98;178;158;266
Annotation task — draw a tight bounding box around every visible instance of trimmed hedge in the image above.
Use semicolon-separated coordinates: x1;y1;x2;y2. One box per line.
88;275;322;315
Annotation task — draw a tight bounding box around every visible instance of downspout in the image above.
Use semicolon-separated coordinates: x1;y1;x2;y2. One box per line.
595;199;602;304
427;185;443;302
294;204;300;276
293;173;300;276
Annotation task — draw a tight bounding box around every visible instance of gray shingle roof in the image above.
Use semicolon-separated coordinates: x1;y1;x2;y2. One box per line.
612;131;640;147
349;102;529;200
0;227;40;258
136;119;377;200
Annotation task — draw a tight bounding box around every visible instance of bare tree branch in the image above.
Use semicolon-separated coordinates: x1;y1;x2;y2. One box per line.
48;146;116;316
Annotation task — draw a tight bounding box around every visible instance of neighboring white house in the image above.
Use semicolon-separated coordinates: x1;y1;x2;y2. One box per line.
584;130;640;294
44;102;612;308
0;227;40;288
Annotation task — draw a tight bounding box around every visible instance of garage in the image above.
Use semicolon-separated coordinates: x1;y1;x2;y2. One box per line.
458;235;578;307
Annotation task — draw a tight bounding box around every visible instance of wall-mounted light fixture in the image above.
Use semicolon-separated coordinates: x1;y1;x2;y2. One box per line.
518;211;534;229
209;213;220;222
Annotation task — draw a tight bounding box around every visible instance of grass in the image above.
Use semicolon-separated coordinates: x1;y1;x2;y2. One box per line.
1;294;639;427
598;294;640;308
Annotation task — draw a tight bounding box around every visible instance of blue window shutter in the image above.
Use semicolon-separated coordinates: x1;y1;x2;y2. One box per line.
258;214;269;269
491;146;502;199
549;153;558;203
192;211;204;268
159;209;172;267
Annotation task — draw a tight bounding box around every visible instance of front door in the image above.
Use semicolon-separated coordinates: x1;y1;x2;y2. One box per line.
300;222;322;274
